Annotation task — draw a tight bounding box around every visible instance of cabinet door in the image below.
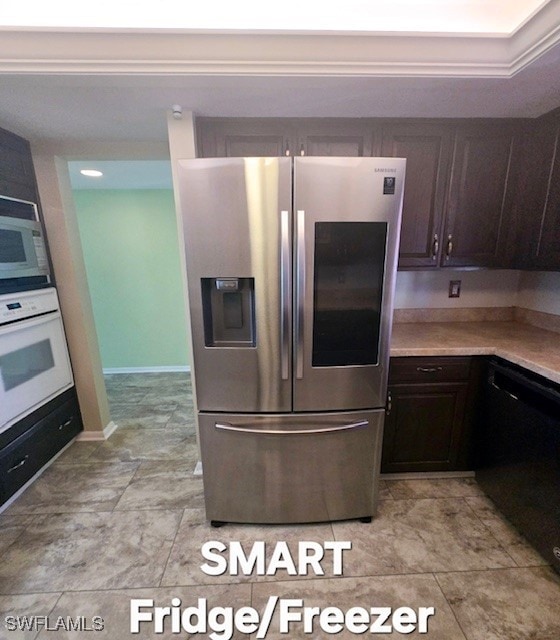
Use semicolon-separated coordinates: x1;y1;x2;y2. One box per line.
381;382;468;473
532;124;560;269
510;122;558;269
297;119;373;157
443;125;518;268
196;118;294;157
381;123;452;268
0;127;38;202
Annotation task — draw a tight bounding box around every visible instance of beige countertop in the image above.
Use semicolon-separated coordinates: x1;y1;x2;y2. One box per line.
391;321;560;385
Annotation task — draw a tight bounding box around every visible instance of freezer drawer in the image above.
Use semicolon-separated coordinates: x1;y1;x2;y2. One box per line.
198;409;384;524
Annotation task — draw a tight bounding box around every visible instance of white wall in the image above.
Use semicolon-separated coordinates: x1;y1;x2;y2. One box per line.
517;272;560;315
394;270;521;309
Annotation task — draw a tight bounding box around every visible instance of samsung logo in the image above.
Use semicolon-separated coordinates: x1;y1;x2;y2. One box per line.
375;168;397;173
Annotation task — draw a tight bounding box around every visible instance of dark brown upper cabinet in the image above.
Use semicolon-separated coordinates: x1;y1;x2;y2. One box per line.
443;123;519;268
513;119;560;270
196;116;556;270
197;117;373;158
0;126;38;203
197;118;295;158
296;119;373;157
381;123;453;268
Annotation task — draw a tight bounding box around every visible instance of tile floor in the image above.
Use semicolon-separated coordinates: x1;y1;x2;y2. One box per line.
0;372;559;639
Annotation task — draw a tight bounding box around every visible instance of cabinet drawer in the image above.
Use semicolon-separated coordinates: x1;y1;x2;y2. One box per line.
389;357;471;384
0;396;82;505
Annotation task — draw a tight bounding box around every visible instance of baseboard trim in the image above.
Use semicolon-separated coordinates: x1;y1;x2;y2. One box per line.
103;366;191;374
77;420;119;442
380;470;476;480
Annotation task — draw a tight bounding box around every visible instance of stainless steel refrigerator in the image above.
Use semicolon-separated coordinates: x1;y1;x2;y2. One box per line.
179;156;405;525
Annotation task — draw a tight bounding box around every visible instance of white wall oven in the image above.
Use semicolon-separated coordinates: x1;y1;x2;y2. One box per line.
0;288;73;435
0;195;50;294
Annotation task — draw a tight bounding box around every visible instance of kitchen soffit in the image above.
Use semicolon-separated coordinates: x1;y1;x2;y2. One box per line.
0;0;559;77
1;2;560;145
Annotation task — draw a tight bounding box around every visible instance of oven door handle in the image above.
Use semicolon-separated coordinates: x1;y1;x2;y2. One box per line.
0;311;61;336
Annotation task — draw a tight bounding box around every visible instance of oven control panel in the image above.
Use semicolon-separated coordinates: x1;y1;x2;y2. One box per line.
0;287;59;325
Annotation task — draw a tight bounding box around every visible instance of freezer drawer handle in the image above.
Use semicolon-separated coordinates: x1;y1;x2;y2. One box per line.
7;455;29;474
214;420;369;435
416;366;443;373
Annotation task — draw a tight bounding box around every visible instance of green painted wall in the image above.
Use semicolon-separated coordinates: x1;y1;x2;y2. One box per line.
73;189;189;369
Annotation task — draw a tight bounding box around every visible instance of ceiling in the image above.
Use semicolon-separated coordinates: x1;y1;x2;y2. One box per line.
0;0;550;34
0;1;559;160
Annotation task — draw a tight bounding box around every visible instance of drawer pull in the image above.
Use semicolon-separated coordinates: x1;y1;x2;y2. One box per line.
59;418;73;430
7;455;29;474
416;366;443;373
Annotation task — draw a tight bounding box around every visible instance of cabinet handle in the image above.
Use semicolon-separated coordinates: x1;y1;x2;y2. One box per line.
8;455;29;474
445;234;453;260
416;366;443;373
386;391;392;415
431;234;439;260
59;418;73;430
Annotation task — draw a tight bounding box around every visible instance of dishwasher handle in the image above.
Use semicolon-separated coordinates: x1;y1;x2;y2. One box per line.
488;360;560;413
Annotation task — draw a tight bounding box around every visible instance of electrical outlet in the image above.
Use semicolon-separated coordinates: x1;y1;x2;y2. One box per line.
449;280;461;298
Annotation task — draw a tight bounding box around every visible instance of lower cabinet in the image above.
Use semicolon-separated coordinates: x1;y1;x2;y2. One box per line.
381;357;479;473
0;388;83;506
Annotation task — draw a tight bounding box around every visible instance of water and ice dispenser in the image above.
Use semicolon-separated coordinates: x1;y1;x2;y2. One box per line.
201;278;255;347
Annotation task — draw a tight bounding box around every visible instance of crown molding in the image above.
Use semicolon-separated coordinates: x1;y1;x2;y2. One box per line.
0;0;559;78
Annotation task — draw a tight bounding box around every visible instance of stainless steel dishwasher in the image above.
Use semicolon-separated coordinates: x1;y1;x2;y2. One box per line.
476;357;560;573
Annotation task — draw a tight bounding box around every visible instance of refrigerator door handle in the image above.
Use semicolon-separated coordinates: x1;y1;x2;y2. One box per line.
295;209;306;380
215;420;369;435
280;209;291;381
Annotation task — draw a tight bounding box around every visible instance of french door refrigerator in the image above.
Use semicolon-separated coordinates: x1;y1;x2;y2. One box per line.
179;156;405;525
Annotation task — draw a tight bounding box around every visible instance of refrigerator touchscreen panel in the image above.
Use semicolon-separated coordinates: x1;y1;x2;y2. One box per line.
312;221;387;367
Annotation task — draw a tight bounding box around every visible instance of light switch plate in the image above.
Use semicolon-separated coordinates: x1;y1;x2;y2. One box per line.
449;280;461;298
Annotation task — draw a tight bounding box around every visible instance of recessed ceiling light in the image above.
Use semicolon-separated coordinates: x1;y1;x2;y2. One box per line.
80;169;103;177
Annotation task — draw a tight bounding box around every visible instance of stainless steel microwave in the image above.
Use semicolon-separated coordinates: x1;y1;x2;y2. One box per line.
0;197;50;293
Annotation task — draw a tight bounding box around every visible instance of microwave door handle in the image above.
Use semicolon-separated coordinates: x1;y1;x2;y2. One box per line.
295;209;305;380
